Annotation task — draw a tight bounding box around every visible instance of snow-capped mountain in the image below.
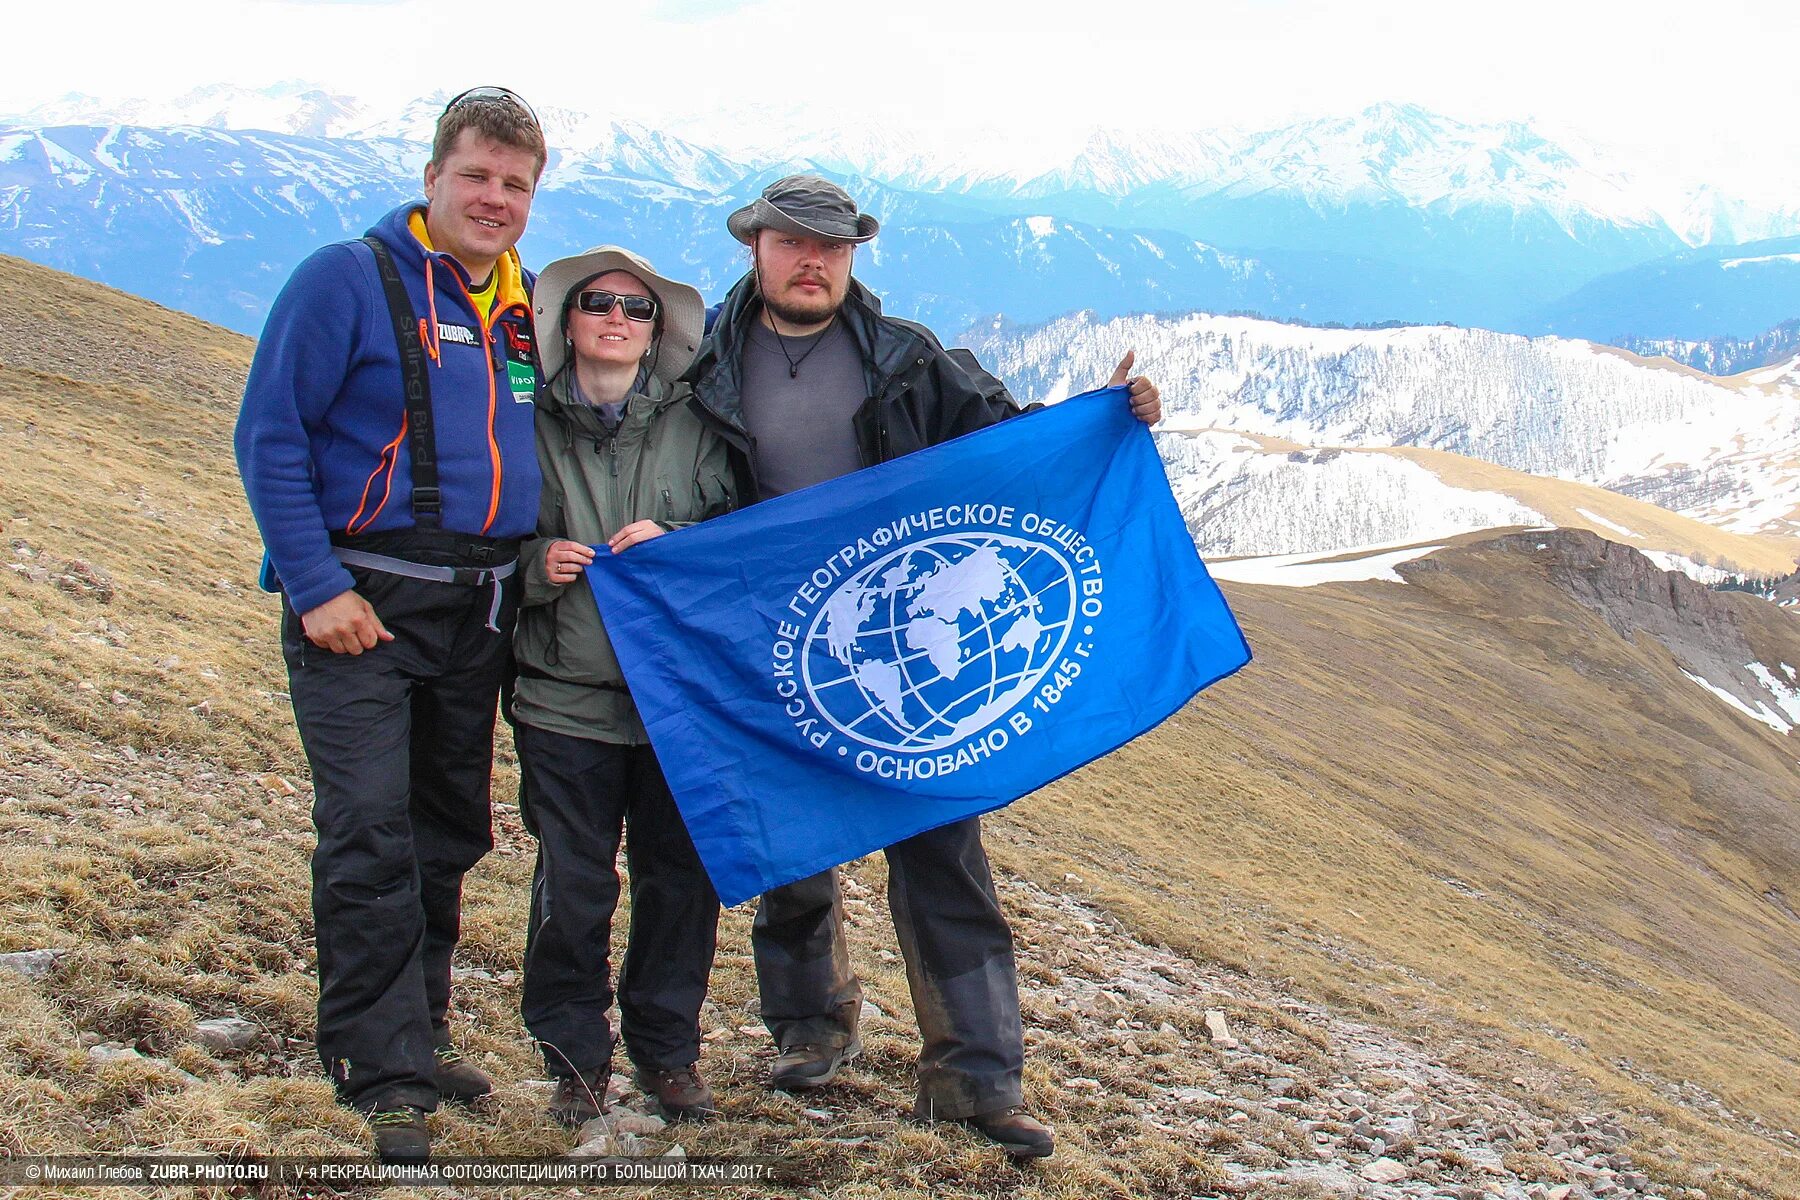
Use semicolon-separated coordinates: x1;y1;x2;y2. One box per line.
0;123;1308;336
11;82;375;140
1157;431;1546;558
971;311;1800;541
5;85;1799;341
1153;428;1792;584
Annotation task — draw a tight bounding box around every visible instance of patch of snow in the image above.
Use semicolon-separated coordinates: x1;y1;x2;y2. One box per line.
1574;507;1640;539
1208;542;1443;588
1720;253;1800;270
1025;215;1056;238
1748;663;1800;726
1742;357;1800;387
1681;670;1792;734
1640;551;1733;585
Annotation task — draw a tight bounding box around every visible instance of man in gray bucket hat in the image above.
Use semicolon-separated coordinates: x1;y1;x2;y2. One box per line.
683;173;1160;1160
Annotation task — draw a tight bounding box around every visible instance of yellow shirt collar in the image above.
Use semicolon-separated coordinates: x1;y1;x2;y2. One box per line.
408;207;529;324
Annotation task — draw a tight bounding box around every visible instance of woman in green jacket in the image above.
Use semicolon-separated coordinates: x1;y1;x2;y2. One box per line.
513;246;734;1128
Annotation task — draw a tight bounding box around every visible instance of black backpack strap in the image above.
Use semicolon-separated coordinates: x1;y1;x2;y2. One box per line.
361;235;442;528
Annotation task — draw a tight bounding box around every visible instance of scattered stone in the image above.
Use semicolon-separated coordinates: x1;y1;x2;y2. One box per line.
451;967;496;982
88;1043;142;1064
258;774;298;796
54;559;114;603
1170;1086;1222;1105
662;1144;687;1160
0;948;67;979
861;998;886;1020
802;1108;832;1124
1203;1009;1240;1049
612;1112;666;1136
1063;1077;1101;1092
569;1114;652;1158
192;1016;261;1052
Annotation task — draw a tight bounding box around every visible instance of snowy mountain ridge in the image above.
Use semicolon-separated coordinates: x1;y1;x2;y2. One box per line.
970;312;1800;545
11;85;1798;250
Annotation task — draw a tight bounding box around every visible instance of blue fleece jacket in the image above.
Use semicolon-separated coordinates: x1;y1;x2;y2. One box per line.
235;204;543;615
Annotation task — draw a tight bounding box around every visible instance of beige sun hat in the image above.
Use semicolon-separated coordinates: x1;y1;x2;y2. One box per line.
532;245;705;391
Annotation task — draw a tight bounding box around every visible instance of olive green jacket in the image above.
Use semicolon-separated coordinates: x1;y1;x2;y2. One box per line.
513;371;737;743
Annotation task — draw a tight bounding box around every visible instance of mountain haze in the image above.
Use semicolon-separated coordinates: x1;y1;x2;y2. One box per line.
6;87;1799;340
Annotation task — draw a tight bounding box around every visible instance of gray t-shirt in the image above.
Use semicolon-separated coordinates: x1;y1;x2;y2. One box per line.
739;318;867;497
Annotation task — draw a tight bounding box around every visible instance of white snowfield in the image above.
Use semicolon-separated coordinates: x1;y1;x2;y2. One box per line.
1207;542;1444;588
977;312;1800;540
1682;664;1800;736
1157;431;1544;558
1574;508;1640;539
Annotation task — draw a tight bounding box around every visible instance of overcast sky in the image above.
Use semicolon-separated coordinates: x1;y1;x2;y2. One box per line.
7;0;1795;196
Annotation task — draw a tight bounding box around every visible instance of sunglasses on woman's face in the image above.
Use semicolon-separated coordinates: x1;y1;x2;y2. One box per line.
575;291;659;321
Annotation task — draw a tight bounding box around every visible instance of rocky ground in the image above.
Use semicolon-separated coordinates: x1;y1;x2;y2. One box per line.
0;729;1755;1198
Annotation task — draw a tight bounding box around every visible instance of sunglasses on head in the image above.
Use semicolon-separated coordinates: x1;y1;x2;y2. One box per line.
575;290;659;322
440;85;542;131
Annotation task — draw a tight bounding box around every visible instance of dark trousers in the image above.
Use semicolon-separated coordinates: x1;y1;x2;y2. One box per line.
517;724;719;1077
283;565;516;1113
753;815;1025;1118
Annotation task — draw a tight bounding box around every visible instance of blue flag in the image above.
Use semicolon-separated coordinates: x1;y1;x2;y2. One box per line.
584;386;1251;906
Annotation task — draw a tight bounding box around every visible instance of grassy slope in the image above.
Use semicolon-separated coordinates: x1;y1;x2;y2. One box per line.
3;254;1800;1197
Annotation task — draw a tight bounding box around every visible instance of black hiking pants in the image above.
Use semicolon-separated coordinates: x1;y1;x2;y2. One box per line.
283;542;518;1114
753;815;1025;1118
517;724;719;1078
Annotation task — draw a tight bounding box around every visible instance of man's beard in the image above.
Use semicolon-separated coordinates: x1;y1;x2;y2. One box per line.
760;277;843;328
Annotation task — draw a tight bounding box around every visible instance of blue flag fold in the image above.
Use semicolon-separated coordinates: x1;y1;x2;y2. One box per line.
584;385;1251;906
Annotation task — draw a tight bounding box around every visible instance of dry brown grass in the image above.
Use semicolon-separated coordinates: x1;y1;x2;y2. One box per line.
4;252;1800;1198
988;547;1800;1195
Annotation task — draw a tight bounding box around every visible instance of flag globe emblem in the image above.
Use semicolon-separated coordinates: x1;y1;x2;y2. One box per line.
802;532;1079;753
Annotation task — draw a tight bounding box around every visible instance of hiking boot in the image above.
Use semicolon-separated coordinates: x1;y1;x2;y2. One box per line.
769;1035;861;1091
433;1043;493;1105
547;1066;611;1128
961;1105;1054;1159
368;1104;430;1163
633;1063;717;1121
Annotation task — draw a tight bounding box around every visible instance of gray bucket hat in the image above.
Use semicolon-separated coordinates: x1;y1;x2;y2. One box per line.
726;174;880;245
531;245;705;391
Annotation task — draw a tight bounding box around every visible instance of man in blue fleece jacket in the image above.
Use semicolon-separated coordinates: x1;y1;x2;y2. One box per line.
235;88;546;1163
